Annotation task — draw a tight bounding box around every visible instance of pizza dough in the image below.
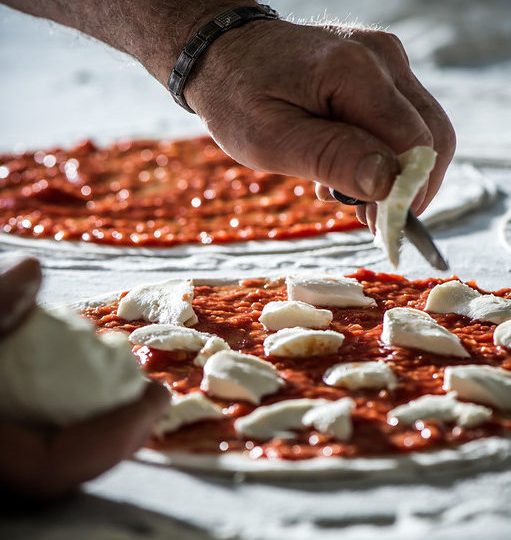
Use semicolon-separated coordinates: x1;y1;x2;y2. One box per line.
0;306;145;426
73;276;511;479
0;163;496;275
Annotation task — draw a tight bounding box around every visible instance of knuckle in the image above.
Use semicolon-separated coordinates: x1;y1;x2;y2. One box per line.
382;32;406;53
346;40;378;66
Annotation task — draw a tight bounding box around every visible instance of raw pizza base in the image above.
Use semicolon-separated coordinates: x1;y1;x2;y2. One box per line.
0;163;495;261
72;280;511;480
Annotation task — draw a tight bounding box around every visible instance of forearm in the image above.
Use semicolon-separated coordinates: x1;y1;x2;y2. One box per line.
1;0;256;84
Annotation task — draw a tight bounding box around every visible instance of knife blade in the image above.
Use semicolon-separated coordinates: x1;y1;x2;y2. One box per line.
404;211;449;271
329;189;449;271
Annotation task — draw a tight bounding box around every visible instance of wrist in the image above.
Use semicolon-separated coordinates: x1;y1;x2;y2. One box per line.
137;0;260;87
185;16;283;116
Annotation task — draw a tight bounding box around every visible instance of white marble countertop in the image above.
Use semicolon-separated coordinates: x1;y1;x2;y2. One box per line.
1;2;511;539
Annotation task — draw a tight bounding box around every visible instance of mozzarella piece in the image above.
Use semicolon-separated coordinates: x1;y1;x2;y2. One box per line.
286;275;376;308
258;300;332;331
129;324;229;366
154;392;223;437
117;279;198;326
443;365;511;411
381;307;469;357
200;351;283;404
264;327;345;357
425;280;511;324
387;393;492;428
0;306;145;426
234;398;329;440
323;361;398;391
494;320;511;348
302;398;355;441
374;146;437;267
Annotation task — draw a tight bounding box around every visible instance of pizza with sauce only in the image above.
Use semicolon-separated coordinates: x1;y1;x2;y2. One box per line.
0;136;362;247
77;269;511;478
0;137;496;259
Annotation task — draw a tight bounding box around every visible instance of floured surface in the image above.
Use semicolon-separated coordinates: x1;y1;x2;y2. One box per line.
2;1;511;539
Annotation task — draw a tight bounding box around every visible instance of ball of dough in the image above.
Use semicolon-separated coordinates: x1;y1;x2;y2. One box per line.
0;306;146;426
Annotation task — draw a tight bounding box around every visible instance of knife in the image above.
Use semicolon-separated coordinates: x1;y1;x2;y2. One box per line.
329;189;449;271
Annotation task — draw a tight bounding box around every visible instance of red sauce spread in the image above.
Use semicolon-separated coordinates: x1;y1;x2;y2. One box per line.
0;136;362;247
83;269;511;460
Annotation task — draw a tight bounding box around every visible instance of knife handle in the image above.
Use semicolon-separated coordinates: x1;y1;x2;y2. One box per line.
329;189;365;206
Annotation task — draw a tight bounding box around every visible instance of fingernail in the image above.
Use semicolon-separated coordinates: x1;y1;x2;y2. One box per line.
356;153;394;199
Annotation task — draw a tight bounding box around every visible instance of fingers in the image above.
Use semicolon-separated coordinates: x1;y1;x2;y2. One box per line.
0;254;42;335
314;182;335;202
0;382;168;498
365;203;378;235
396;74;456;214
356;205;367;225
324;40;434;155
350;29;456;215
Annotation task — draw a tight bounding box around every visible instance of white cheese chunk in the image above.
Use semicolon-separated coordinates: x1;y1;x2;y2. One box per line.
200;351;283;404
443;365;511;411
387;393;492;428
129;324;229;367
154;392;223;437
0;307;145;427
323;361;398;391
374;146;437;267
234;398;329;440
264;327;345;357
286;275;376;308
117;279;198;326
381;307;469;357
425;280;511;324
259;300;333;331
494;320;511;348
302;398;355;441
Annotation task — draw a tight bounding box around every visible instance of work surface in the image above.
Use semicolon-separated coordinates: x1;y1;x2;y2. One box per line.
1;1;511;539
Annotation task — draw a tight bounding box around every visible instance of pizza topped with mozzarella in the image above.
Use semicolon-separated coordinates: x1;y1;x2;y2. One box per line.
81;269;511;467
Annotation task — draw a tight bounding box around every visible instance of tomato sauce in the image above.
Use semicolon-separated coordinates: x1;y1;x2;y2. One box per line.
0;136;361;247
83;269;511;460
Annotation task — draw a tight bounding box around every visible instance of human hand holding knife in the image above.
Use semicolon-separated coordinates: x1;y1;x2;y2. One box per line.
329;188;449;271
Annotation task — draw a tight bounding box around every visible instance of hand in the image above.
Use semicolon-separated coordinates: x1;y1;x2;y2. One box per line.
0;383;167;499
184;20;456;232
0;253;42;335
0;254;168;498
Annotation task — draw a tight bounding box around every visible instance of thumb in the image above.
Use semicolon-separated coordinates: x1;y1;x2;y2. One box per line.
0;254;42;336
252;108;399;202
